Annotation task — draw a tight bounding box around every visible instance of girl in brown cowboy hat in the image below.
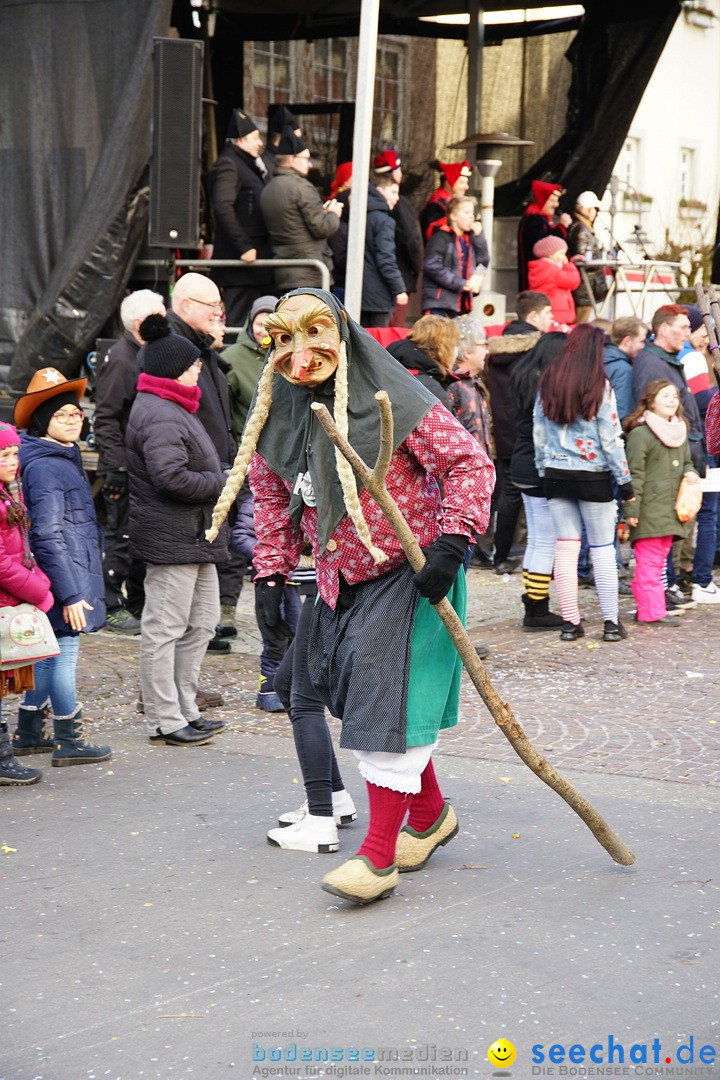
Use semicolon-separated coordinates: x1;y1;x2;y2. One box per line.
12;368;111;766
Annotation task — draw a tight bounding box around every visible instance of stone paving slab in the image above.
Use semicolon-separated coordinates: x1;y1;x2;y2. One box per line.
1;732;718;1080
2;565;720;1080
59;566;720;788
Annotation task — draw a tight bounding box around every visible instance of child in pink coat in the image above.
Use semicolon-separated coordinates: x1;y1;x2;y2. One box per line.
527;236;581;328
0;422;54;785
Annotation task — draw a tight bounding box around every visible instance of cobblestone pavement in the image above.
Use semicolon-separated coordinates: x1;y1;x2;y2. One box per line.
70;564;720;788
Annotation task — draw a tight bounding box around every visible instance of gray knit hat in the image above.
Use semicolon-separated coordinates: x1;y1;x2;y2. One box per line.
139;314;201;379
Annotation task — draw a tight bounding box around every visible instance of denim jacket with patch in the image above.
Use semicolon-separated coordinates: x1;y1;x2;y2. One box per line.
533;382;631;487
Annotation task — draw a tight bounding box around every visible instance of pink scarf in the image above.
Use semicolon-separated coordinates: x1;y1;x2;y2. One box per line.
643;410;687;448
137;373;201;413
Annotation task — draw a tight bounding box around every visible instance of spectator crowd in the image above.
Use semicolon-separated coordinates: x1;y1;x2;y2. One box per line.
2;108;718;908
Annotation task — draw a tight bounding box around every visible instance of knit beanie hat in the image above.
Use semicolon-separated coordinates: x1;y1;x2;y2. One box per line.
531;180;565;209
277;126;308;156
138;314;201;379
684;306;704;334
330;161;353;195
0;421;21;450
373;149;401;173
31;391;81;437
227;108;259;140
268;105;300;136
249;295;279;344
438;160;472;188
533;236;568;259
249;295;278;325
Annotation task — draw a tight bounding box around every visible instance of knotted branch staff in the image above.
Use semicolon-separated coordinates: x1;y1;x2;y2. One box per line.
695;281;720;375
310;390;635;868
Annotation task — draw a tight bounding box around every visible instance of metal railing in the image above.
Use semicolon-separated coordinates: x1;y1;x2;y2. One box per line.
136;256;332;331
577;259;682;321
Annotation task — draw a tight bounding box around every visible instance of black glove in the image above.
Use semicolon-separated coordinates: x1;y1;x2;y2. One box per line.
255;574;292;659
102;470;128;500
413;534;469;605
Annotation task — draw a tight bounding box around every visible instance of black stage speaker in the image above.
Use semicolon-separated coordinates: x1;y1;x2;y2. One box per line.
149;37;204;248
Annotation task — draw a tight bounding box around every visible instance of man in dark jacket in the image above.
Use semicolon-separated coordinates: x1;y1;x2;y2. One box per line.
94;289;165;633
603;315;647;422
360;175;408;327
487;290;552;573
207;109;274;328
260;130;342;292
167;273;244;644
631;305;703;471
372;149;423;326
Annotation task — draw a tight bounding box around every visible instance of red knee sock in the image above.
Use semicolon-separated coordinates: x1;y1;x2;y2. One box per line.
406;758;445;832
356;782;411;870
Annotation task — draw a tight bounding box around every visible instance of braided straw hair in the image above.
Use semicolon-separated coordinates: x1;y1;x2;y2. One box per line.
205;357;276;542
332;340;388;564
205;309;388;564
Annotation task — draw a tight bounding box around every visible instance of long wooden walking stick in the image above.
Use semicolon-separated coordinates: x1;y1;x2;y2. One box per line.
694;282;720;378
311;393;636;867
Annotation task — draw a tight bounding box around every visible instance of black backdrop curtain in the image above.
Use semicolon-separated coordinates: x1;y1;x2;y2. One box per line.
495;2;681;216
1;0;172;392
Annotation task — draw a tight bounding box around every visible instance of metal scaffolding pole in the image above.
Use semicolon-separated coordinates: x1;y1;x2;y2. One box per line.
343;0;380;321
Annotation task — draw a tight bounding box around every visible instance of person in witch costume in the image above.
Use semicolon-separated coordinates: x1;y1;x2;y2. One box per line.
206;289;494;904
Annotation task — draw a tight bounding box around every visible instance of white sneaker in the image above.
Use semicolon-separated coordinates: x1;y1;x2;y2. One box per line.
267;814;339;853
691;582;720;604
278;789;357;828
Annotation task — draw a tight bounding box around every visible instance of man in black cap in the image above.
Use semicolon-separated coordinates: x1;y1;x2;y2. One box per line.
260;128;343;293
207;108;274;328
262;106;302;180
372;149;423;326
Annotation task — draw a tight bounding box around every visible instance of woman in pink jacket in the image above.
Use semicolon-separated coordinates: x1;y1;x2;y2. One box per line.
0;422;53;785
527;236;581;328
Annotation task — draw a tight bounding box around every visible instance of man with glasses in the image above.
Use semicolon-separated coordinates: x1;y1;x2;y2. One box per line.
167;273;246;648
260;128;342;294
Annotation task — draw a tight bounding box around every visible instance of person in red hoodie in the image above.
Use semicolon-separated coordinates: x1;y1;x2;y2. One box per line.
527;236;581;329
517;179;571;290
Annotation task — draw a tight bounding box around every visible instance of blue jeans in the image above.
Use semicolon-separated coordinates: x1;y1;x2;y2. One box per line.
521;493;556;575
579;483;624;576
693;453;718;587
23;635;80;718
547;498;617;546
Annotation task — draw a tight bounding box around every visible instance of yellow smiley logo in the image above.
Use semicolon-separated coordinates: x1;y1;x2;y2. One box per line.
488;1039;516;1069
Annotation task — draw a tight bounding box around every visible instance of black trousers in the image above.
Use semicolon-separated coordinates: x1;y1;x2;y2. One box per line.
275;593;344;816
102;488;146;614
493;458;524;564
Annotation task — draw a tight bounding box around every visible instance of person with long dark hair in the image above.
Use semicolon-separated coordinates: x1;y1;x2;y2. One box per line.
533;325;635;641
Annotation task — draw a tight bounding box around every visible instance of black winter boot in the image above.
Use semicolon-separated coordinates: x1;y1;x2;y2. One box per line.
13;705;54;755
521;593;564;632
51;706;112;767
0;722;42;785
